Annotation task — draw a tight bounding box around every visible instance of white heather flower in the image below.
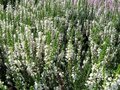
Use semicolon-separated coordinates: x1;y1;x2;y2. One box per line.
71;73;76;82
13;10;18;17
25;26;31;38
44;45;51;62
21;52;26;59
19;33;24;41
0;81;4;85
117;79;120;85
42;35;46;42
6;4;13;13
27;65;34;76
108;77;112;82
21;41;25;49
110;34;114;44
86;62;104;90
89;73;94;77
14;42;19;51
66;40;74;60
91;63;97;71
8;54;14;65
97;48;101;57
111;82;118;90
38;32;42;39
34;82;38;90
14;60;21;67
0;81;7;89
104;75;120;90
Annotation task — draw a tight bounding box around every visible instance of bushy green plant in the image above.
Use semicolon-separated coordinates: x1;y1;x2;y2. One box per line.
0;0;120;90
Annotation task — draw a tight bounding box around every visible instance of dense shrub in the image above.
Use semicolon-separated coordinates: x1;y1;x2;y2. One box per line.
0;0;120;90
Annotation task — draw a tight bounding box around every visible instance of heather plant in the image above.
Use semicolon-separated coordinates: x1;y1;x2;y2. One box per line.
0;0;120;90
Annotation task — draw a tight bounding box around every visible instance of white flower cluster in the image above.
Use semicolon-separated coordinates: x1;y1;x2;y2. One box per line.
0;81;7;89
66;40;74;61
104;75;120;90
86;63;103;89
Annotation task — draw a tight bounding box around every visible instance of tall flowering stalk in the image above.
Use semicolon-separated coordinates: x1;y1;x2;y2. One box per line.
88;0;101;6
72;0;78;5
88;0;117;11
